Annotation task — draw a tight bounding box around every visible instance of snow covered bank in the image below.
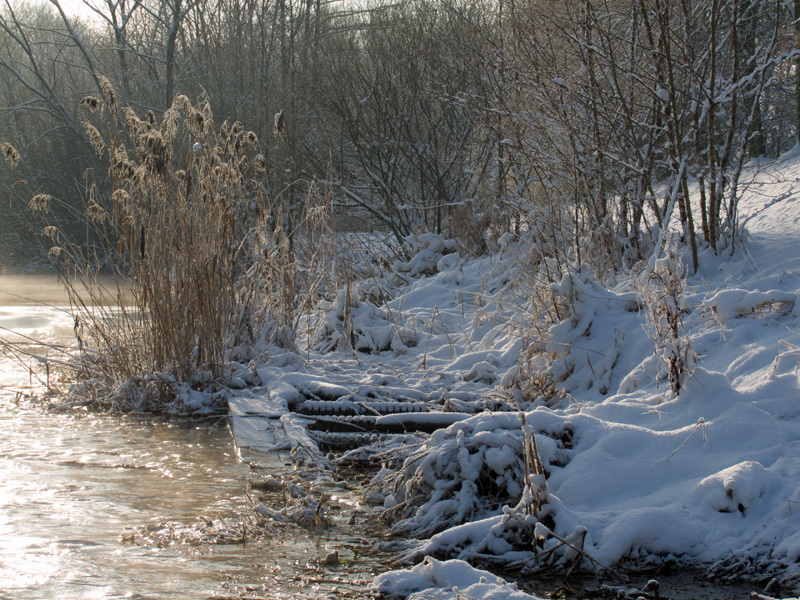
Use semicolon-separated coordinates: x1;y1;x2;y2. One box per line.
230;151;800;595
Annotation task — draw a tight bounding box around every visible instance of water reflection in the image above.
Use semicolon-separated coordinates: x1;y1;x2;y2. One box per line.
0;400;384;599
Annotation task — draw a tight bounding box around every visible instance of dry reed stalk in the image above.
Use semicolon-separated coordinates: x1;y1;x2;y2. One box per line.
521;413;548;516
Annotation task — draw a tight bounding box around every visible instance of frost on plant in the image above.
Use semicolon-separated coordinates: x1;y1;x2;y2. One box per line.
640;247;696;395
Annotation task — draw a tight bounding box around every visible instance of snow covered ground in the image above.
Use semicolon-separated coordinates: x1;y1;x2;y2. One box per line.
229;150;800;599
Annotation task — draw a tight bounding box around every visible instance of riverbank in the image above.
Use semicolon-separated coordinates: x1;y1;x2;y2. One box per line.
225;149;800;600
5;148;800;599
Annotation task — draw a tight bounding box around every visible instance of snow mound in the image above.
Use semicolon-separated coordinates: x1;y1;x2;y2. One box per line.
695;460;769;514
373;557;544;600
392;232;459;279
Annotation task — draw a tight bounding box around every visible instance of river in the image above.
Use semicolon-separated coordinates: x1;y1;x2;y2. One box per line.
0;275;385;600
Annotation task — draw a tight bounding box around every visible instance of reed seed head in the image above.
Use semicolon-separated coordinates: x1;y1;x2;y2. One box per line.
1;142;19;167
86;200;108;223
186;108;204;136
42;225;59;240
161;108;179;144
112;151;137;181
111;189;132;215
80;96;101;111
29;193;53;213
201;99;212;123
122;107;140;131
83;122;105;156
172;95;191;112
96;74;116;110
142;131;169;174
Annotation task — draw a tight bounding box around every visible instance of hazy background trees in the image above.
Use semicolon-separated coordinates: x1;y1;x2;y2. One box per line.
1;0;797;274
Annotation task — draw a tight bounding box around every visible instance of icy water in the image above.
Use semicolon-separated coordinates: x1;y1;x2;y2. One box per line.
0;276;384;600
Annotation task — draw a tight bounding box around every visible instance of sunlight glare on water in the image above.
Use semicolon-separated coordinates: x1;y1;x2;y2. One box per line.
0;275;383;600
0;406;253;599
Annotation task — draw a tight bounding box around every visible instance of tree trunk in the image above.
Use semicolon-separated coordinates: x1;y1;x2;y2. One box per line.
795;0;800;144
742;0;766;157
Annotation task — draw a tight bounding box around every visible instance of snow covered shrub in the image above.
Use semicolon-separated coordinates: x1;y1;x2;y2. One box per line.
392;232;459;280
639;247;695;395
309;282;415;354
703;288;796;326
514;264;631;401
373;412;572;539
372;412;594;571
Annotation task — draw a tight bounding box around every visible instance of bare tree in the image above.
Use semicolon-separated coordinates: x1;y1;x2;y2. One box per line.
489;0;793;277
312;0;490;246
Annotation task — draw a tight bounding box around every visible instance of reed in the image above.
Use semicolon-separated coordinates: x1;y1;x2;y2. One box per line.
28;89;299;411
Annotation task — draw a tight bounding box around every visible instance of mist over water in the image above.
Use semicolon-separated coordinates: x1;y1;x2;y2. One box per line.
0;274;69;306
0;274;131;307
